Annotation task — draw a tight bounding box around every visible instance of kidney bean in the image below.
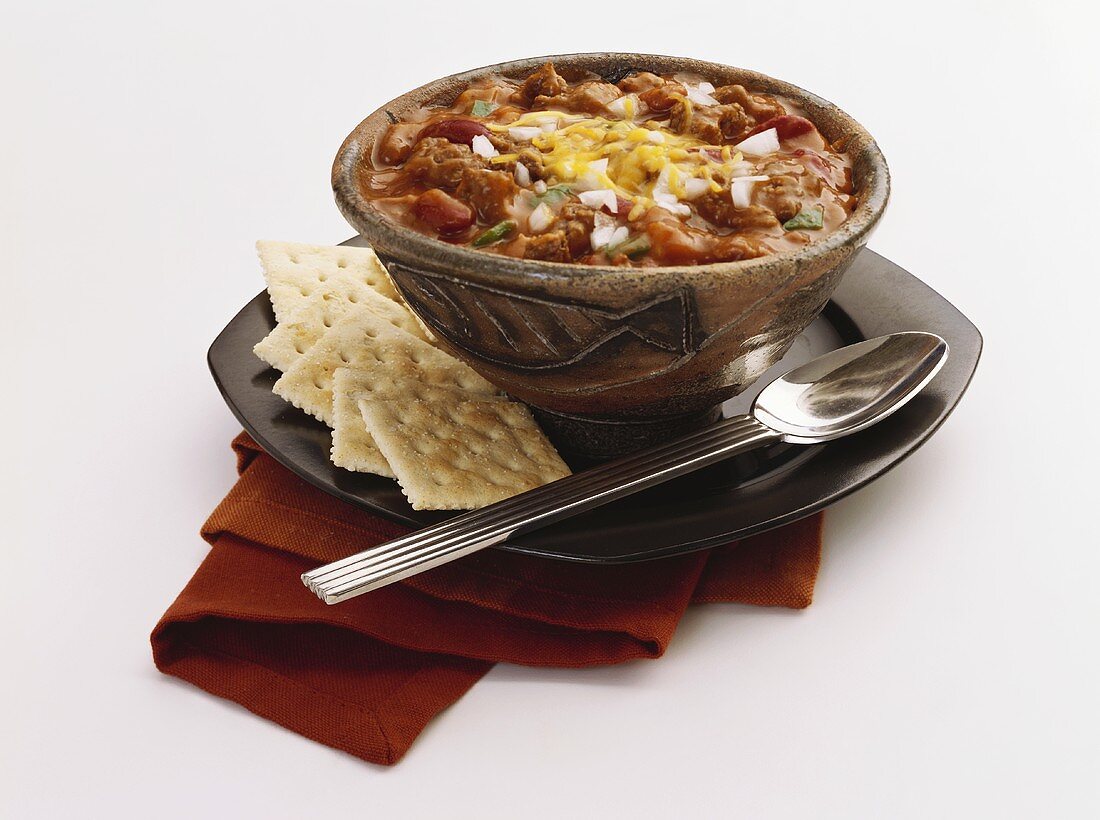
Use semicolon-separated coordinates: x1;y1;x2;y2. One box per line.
417;118;492;147
747;115;815;141
412;189;475;234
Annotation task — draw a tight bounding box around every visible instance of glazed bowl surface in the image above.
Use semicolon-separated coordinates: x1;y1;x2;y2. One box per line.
333;53;889;454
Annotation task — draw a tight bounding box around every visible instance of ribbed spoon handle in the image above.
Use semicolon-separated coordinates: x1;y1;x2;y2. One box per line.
304;415;780;604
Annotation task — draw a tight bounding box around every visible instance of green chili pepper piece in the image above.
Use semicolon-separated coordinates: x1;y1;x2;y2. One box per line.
472;220;516;247
782;206;825;231
537;184;573;206
471;100;499;117
607;234;651;259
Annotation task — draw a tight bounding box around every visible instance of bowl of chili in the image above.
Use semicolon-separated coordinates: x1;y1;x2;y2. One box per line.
332;53;889;456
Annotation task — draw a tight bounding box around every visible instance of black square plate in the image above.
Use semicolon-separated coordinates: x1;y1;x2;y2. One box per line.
208;245;981;563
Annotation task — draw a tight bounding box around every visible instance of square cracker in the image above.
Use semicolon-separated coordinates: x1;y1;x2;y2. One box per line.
330;368;395;477
359;398;571;510
253;284;431;373
273;306;497;425
257;240;400;322
330;368;506;476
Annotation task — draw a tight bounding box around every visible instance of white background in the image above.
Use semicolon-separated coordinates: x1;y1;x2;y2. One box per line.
4;1;1099;817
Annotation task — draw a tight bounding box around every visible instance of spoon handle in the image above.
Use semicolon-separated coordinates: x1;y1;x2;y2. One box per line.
303;415;781;604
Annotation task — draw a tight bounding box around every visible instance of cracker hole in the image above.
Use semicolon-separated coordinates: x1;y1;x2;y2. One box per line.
318;273;328;282
312;378;324;390
338;350;350;364
299;288;310;296
322;318;332;328
348;295;359;303
294;343;306;354
337;259;348;268
289;255;299;263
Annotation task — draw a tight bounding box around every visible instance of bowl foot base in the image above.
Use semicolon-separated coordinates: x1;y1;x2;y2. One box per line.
532;404;723;462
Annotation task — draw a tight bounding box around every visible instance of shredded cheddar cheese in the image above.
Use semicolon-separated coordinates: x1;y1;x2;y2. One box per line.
488;112;744;215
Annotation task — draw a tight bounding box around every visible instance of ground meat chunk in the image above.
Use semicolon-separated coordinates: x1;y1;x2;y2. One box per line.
517;63;568;104
754;175;804;223
555;202;596;257
638;82;685;112
490;147;546;182
694;189;781;231
377;122;422;165
517;149;545;181
716;103;755;142
455;168;518;223
537;81;622;115
644;219;771;265
404;138;486;189
669;99;759;144
669;98;718;142
523;231;571;261
617;72;665;94
487;132;516;154
711;84;786;123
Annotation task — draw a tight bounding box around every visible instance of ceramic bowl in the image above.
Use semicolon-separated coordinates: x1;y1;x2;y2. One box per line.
332;53;890;456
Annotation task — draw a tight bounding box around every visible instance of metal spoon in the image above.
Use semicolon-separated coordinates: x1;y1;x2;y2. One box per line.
303;331;948;603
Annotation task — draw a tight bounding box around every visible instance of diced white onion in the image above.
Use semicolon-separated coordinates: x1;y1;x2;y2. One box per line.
573;172;600;192
514;162;531;187
729;161;757;177
579;189;618;213
733;128;779;156
591;225;630;250
681;177;711;200
646;130;666;144
529;202;554;233
588;158;609;174
730;175;770;209
686;84;720;107
532;180;548;194
697;81;715;94
508;126;541;141
606;94;638;119
654;193;691;216
593;210;617;230
471;134;498;158
594;225;620;247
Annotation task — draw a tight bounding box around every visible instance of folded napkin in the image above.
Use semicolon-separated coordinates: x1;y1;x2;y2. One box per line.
152;434;823;764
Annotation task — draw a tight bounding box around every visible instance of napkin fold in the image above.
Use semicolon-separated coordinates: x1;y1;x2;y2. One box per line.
152;434;823;764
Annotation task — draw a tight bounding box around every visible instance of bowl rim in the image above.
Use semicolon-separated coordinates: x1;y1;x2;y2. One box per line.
332;52;890;287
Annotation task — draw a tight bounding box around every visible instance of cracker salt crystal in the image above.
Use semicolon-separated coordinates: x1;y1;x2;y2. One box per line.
256;240;400;322
358;397;571;510
273;306;497;425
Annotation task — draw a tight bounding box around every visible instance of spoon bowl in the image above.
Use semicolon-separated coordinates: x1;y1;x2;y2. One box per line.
753;332;948;444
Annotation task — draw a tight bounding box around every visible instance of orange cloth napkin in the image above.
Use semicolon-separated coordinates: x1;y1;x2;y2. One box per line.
152;434;823;764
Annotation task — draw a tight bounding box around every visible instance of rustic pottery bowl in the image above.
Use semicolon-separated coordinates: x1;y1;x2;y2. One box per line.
333;53;890;456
